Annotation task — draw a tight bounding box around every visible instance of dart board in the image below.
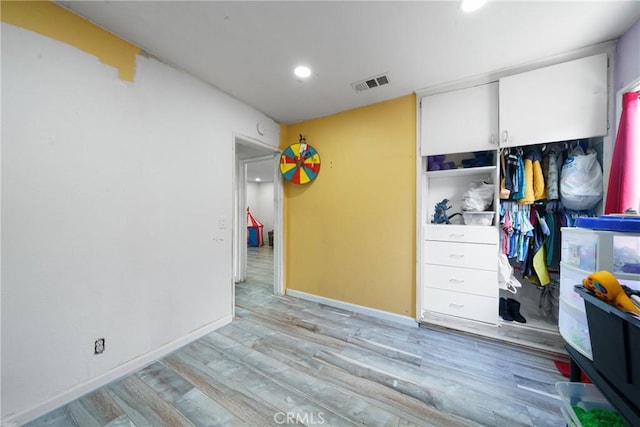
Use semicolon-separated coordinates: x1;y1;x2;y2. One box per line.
279;139;321;184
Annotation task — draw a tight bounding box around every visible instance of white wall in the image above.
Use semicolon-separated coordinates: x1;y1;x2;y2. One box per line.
1;23;279;425
247;182;275;239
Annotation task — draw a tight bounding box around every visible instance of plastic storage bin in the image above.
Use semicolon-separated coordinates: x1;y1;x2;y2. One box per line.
560;264;590;311
559;295;593;360
613;234;640;274
560;217;640;362
576;286;640;406
556;382;622;427
575;215;640;232
561;228;598;271
462;211;494;226
564;216;640;278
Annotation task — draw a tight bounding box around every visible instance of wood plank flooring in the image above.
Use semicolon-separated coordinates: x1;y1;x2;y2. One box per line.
25;246;569;426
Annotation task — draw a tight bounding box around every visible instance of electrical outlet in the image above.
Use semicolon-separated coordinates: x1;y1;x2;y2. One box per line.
94;338;105;354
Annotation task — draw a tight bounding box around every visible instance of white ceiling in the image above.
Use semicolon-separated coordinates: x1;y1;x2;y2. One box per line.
246;159;277;183
57;1;639;124
236;142;277;182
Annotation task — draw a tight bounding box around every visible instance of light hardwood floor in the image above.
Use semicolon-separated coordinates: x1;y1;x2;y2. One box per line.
25;246;568;426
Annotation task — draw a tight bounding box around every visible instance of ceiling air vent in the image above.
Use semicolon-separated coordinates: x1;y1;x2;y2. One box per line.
351;73;391;93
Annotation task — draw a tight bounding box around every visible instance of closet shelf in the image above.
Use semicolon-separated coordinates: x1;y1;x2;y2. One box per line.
426;165;496;178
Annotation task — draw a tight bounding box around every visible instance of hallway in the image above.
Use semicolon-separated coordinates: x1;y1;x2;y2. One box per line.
26;246;567;426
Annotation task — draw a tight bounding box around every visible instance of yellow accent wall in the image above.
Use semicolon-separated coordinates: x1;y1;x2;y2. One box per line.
1;1;139;81
282;95;416;317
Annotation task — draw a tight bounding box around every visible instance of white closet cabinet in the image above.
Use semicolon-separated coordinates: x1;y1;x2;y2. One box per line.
499;53;608;147
418;51;612;354
420;82;499;156
421;160;499;325
423;224;498;324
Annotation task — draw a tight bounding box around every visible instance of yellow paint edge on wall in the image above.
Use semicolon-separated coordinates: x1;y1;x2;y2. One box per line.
1;1;140;81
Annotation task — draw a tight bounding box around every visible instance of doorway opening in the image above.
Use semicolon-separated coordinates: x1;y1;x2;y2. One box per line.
233;135;284;314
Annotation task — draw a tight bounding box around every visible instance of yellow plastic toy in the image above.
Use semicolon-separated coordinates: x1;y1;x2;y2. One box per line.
583;270;640;315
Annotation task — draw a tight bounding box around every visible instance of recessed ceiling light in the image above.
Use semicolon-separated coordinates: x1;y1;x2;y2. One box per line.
255;178;261;182
294;65;311;79
460;0;487;12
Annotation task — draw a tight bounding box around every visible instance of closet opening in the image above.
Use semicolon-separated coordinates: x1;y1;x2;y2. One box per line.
498;137;605;347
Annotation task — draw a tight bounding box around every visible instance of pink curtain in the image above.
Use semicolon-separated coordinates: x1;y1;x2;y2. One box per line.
605;91;640;214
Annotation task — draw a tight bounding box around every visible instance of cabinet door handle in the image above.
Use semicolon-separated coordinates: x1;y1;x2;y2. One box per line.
502;130;509;144
449;233;465;239
449;254;465;259
489;134;496;145
449;278;465;284
449;303;464;309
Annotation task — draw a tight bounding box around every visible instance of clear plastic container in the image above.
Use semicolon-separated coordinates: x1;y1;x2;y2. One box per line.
462;211;494;226
560;264;589;312
562;226;640;280
559;296;592;360
561;228;598;271
556;382;620;427
613;234;640;274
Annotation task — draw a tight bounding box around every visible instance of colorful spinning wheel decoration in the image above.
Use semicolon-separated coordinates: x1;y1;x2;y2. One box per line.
279;134;321;184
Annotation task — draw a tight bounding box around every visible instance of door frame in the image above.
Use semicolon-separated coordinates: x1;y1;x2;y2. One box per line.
232;134;284;314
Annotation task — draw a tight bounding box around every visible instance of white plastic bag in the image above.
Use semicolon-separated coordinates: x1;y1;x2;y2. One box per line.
560;146;603;210
461;180;494;212
498;254;522;294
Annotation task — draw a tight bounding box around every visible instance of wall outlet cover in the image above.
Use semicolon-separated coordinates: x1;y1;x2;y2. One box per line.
94;338;105;354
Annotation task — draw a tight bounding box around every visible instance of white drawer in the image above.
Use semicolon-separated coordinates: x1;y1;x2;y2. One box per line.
424;288;498;324
425;224;497;244
424;264;497;297
559;296;592;360
559;263;590;312
424;240;497;271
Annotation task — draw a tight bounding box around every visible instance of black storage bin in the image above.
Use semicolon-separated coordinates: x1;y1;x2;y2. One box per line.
576;286;640;405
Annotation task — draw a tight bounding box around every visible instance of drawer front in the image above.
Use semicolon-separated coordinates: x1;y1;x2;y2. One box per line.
559;296;592;360
560;263;590;312
424;288;497;324
560;228;598;271
424;264;497;297
425;224;497;244
424;240;497;271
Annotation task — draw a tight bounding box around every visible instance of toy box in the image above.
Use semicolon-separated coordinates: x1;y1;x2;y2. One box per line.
556;382;625;427
576;286;640;405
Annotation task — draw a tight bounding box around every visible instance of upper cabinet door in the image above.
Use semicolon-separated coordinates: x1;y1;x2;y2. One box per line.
499;53;608;148
420;82;499;156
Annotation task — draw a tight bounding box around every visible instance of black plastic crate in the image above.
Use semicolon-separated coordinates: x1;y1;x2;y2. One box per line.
575;286;640;405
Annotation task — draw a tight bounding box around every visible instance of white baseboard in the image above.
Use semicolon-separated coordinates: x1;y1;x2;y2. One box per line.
286;289;417;328
2;315;232;427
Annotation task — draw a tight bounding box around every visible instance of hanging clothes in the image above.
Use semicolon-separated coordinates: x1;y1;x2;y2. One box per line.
500;138;601;283
529;212;551;286
511;153;526;201
518;147;546;204
500;201;533;262
543;144;561;200
544;210;558;268
500;150;511;199
519;156;535;204
503;150;520;199
500;198;595;275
